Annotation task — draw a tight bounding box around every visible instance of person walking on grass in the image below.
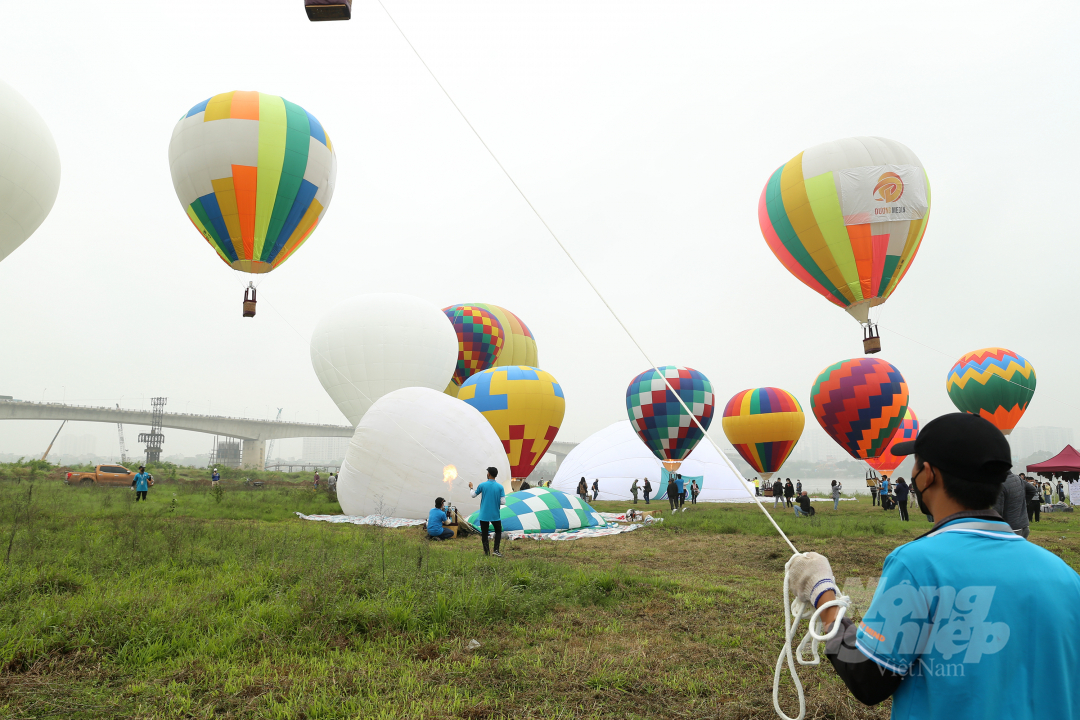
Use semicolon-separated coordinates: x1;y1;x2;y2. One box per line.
667;476;679;514
773;479;784;508
427;497;455;541
676;474;687;511
469;467;506;557
690;479;699;505
894;477;910;521
132;464;151;502
211;468;220;487
643;476;652;504
577;477;588;502
787;413;1080;719
831;479;841;510
784;479;795;508
592;478;600;502
630;478;640;504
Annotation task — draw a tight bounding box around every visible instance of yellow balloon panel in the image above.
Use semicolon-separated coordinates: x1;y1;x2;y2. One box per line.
474;304;538;368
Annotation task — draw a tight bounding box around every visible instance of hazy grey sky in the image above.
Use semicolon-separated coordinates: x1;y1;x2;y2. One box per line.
1;0;1078;462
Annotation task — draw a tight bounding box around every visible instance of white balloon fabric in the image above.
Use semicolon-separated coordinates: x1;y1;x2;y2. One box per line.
552;421;754;502
311;293;458;425
337;387;511;519
0;79;61;264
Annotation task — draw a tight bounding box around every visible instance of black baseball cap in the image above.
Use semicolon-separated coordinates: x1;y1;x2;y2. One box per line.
890;412;1011;483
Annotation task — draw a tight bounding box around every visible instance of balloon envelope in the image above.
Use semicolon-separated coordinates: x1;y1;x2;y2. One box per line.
759;137;930;323
811;358;909;460
466;487;605;534
474;304;538;367
722;387;804;476
625;366;714;465
946;348;1035;435
0;79;60;264
337;387;510;519
868;407;918;474
169;91;337;274
442;304;505;387
458;366;565;479
310;294;458;425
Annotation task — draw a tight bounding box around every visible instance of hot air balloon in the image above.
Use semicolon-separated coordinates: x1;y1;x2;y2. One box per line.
310;294;458;426
474;304;538;367
722;387;804;483
946;348;1035;435
168;91;337;317
442;305;505;393
0;79;61;264
458;366;565;484
625;366;714;472
759;137;930;354
866;407;918;475
811;358;909;460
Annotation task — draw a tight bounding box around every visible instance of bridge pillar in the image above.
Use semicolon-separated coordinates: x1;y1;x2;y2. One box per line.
241;439;265;470
549;452;568;474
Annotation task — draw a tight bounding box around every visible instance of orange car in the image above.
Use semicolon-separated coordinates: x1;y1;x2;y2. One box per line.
66;464;138;486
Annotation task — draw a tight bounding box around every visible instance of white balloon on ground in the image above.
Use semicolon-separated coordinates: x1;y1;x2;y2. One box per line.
310;293;458;426
552;421;754;502
0;79;61;263
337;387;511;519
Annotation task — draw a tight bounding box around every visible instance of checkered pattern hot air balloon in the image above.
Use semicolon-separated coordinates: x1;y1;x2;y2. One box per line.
811;358;909;460
867;407;918;474
759;137;930;326
473;304;538;367
946;348;1036;435
466;487;604;534
169;91;337;274
458;366;565;479
443;305;505;386
722;387;804;480
625;366;714;471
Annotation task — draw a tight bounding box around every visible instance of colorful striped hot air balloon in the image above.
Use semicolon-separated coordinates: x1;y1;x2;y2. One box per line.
946;348;1036;435
759;137;930;352
625;366;714;472
866;407;918;474
721;387;804;482
169;91;337;315
811;358;909;460
442;305;505;388
458;366;565;480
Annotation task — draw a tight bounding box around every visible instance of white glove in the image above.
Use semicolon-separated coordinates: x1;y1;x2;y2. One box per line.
788;552;838;607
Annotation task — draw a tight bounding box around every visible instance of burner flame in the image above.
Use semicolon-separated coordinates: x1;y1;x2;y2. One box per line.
442;465;458;485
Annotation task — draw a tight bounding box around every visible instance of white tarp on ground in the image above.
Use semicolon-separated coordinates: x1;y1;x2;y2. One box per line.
336;387;511;520
552;421;755;503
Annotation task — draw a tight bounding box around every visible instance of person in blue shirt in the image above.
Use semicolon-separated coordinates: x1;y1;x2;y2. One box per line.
468;467;506;557
132;465;151;502
789;413;1080;719
211;468;220;486
427;497;454;541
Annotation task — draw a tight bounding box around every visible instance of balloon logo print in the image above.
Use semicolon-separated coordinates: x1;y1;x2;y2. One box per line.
874;172;904;202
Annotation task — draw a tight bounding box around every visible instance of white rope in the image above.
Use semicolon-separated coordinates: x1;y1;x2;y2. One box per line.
773;554;851;720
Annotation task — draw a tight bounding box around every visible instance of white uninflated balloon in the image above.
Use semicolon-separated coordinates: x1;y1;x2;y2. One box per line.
0;79;61;263
310;293;458;425
337;387;511;519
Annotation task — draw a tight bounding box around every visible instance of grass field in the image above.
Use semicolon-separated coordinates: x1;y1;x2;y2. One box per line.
1;464;1077;719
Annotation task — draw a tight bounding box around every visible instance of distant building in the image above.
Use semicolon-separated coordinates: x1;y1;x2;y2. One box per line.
1009;426;1075;459
303;437;349;464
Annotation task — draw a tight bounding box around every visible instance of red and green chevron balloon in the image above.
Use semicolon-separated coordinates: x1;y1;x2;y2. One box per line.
811;358;909;460
946;348;1035;435
866;407;918;474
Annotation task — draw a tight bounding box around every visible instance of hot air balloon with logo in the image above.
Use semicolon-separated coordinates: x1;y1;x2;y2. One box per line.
442;305;505;392
759;137;930;353
459;366;565;485
866;407;918;474
625;366;714;472
946;348;1035;435
722;387;804;483
811;358;909;460
169;91;337;317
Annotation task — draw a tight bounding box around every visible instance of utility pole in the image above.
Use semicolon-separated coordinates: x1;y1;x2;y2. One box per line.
138;397;167;464
116;403;128;463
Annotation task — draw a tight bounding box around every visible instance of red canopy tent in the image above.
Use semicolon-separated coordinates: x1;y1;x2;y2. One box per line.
1026;445;1080;481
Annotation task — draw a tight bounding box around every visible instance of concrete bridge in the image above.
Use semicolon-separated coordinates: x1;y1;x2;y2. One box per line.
0;399;353;470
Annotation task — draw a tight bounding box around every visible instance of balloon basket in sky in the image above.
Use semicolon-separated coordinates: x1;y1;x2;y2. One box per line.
759;137;930;356
305;0;352;21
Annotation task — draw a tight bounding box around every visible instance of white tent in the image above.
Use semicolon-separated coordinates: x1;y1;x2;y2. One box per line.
552;421;754;503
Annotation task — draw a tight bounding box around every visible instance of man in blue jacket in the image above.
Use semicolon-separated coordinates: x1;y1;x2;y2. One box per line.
469;467;506;557
132;465;151;502
788;414;1080;719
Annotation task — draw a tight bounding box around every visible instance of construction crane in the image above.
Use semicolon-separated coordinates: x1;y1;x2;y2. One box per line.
264;408;283;465
116;404;128;464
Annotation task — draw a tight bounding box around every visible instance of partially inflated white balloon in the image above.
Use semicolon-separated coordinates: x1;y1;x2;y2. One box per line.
337;387;511;519
310;293;458;425
0;79;61;263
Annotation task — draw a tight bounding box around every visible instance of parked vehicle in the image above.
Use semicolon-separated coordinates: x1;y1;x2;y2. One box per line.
66;464;137;486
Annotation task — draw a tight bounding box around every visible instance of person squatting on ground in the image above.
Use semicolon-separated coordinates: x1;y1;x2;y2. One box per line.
794;490;814;517
630;478;640;504
132;465;151;501
788;413;1080;719
469;467;506;557
773;479;784;508
427;497;454;540
667;476;679;513
643;476;652;504
784;479;795;508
